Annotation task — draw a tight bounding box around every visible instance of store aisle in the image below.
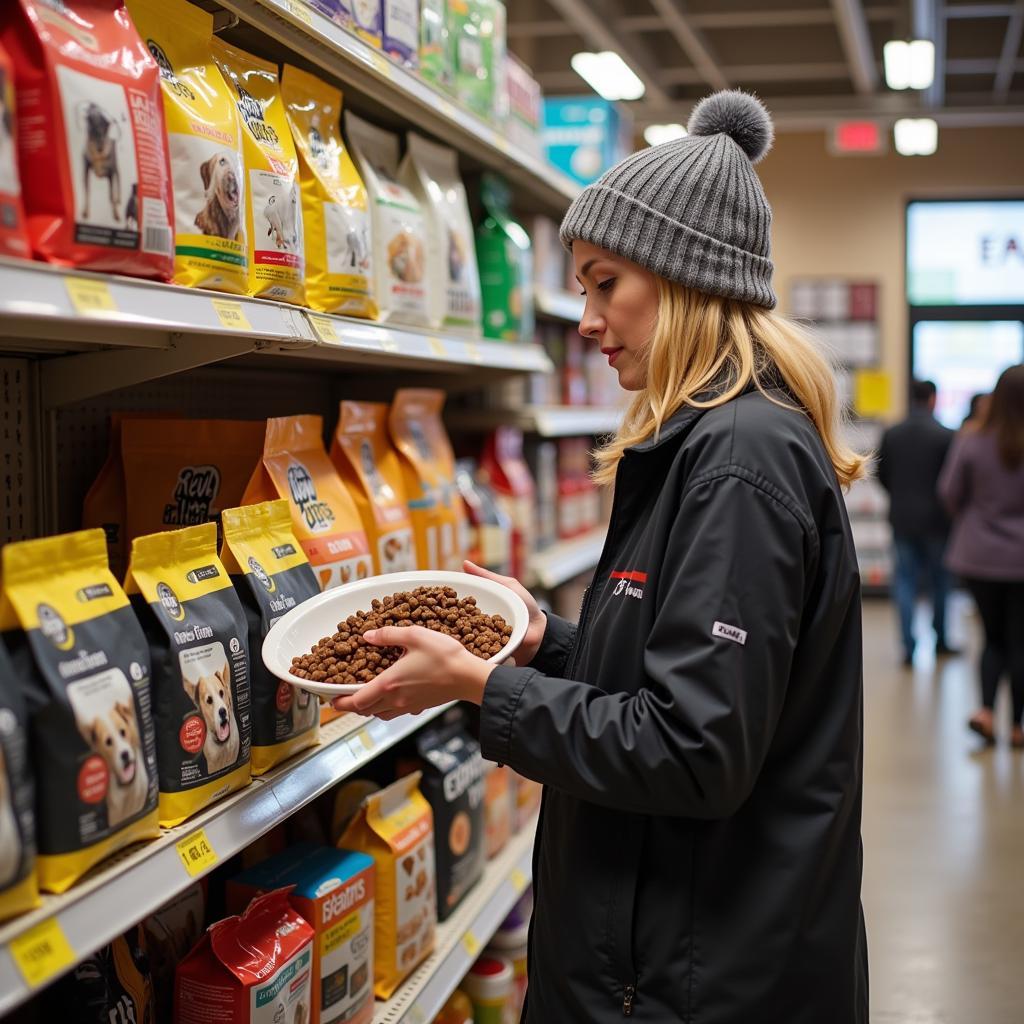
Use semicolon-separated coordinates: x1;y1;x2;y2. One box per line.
862;598;1024;1023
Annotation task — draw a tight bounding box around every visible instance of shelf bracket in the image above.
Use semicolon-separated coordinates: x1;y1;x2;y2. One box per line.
39;332;260;409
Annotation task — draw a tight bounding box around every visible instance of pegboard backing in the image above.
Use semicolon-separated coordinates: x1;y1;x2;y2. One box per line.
1;358;39;544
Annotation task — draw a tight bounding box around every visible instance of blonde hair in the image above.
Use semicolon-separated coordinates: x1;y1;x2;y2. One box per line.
593;278;867;488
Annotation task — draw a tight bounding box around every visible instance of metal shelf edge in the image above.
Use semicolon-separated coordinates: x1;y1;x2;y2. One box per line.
529;527;607;589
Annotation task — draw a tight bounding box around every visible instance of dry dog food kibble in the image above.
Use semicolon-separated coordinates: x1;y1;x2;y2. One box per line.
289;587;512;686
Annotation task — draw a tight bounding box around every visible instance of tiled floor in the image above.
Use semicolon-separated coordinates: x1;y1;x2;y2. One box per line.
862;596;1024;1023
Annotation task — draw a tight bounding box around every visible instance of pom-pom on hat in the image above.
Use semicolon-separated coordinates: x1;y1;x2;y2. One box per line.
560;89;777;308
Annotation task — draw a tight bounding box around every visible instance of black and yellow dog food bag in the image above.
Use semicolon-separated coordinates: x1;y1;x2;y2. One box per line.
0;529;159;894
221;500;320;776
125;522;252;828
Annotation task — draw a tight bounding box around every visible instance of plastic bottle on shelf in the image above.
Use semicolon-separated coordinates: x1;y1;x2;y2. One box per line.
486;891;532;1018
433;989;474;1024
463;955;516;1024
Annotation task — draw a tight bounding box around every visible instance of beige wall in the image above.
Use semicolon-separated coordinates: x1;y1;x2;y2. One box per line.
757;127;1024;421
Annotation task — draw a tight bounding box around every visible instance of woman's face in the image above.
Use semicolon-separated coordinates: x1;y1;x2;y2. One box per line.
573;240;659;392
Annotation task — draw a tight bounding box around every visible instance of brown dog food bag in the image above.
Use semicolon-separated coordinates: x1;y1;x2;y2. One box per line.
125;522;252;828
0;41;31;260
331;401;416;575
1;0;175;277
0;528;159;893
243;415;373;591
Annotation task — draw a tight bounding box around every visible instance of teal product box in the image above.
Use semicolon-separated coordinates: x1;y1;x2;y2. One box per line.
542;95;634;186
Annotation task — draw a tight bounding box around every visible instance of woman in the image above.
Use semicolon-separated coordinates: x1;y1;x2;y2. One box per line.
335;91;869;1022
939;365;1024;746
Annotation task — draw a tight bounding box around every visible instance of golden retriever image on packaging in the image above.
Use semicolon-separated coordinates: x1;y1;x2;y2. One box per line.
184;664;240;776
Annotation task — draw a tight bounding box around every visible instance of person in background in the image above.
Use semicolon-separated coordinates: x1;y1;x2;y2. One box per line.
877;379;957;666
939;365;1024;746
960;391;991;434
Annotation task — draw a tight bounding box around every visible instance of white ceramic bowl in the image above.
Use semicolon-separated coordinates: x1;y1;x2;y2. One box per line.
262;570;530;697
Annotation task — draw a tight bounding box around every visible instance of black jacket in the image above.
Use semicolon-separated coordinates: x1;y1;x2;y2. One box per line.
480;388;868;1023
877;409;954;537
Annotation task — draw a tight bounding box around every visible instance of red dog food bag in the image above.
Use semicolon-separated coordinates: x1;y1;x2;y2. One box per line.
1;0;175;278
175;888;315;1024
0;41;30;260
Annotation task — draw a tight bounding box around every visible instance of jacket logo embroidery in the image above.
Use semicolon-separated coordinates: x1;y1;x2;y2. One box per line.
712;620;748;645
610;570;647;600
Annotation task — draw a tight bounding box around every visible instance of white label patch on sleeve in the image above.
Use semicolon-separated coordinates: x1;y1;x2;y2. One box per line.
712;621;748;646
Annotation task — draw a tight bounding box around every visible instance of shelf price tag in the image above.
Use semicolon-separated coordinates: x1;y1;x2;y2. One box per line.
9;918;76;989
211;298;252;332
465;340;483;364
427;337;447;359
285;0;314;24
65;277;116;316
366;49;394;80
347;729;374;759
407;1006;428;1024
379;332;399;353
461;930;481;959
308;314;341;345
176;828;218;877
510;867;529;895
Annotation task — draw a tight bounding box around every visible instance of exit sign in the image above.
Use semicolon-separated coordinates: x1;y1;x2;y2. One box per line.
830;121;886;154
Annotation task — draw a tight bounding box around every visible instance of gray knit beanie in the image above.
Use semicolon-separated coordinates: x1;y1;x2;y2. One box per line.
559;90;776;309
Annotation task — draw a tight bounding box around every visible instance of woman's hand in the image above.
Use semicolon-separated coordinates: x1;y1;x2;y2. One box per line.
330;625;495;721
463;560;546;667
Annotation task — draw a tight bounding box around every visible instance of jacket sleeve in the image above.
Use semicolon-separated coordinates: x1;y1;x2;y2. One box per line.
479;471;813;819
525;612;577;675
937;434;969;516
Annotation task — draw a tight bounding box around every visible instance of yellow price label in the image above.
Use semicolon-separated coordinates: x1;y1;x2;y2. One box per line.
176;828;218;877
211;298;252;332
493;133;512;156
380;334;399;353
367;48;393;80
65;277;116;316
286;0;314;24
427;337;447;358
510;867;528;894
465;340;483;364
356;729;374;751
308;314;340;345
9;918;76;989
461;931;481;959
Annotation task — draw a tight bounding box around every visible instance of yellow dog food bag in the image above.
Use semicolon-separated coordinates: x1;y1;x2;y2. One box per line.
221;500;321;775
127;0;247;293
280;64;375;318
243;415;373;591
339;773;436;999
124;523;252;828
0;530;159;893
212;39;305;305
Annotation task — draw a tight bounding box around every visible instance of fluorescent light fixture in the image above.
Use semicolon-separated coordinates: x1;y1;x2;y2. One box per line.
884;39;935;90
644;123;687;146
894;118;938;156
570;51;646;102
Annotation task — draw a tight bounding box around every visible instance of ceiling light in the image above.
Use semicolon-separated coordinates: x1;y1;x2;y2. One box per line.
884;39;935;90
894;118;937;156
644;123;687;146
570;51;646;102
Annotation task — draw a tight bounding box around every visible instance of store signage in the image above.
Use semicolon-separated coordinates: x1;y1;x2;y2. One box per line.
907;200;1024;305
830;121;884;154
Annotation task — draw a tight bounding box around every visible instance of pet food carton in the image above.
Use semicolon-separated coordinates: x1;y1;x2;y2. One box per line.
143;883;206;1024
383;0;419;70
175;888;315;1024
0;41;30;260
127;0;248;294
244;415;374;591
480;427;535;581
503;51;542;161
339;773;436;999
344;111;429;326
401;133;481;333
419;0;452;92
221;500;321;775
0;637;38;922
212;39;305;304
476;173;533;342
2;0;175;278
449;0;504;122
125;522;252;828
303;0;352;26
0;529;159;893
281;65;375;318
331;401;416;575
227;844;375;1024
351;0;383;47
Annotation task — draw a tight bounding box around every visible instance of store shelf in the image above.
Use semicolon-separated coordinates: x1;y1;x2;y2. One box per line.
528;526;607;589
219;0;579;218
535;286;584;324
450;405;622;438
0;704;454;1015
377;820;537;1024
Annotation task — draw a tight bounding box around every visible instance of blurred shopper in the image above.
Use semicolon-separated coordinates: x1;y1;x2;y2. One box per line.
960;391;991;434
877;380;957;665
939;365;1024;746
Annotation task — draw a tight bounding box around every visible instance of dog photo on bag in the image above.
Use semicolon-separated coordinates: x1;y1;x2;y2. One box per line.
181;647;240;777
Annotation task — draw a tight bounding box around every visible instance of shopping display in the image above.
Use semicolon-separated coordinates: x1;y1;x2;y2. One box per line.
479;427;535;582
383;0;420;69
0;40;29;260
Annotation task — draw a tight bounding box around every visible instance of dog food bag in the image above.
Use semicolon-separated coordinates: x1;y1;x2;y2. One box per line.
212;39;305;304
143;883;206;1024
480;426;535;581
127;0;248;294
419;0;453;92
0;41;30;260
1;0;175;277
339;773;436;999
227;844;376;1024
483;760;512;859
389;388;466;571
331;401;416;575
244;415;373;591
383;0;419;69
0;529;159;893
0;637;38;923
401;133;480;333
509;769;541;831
351;0;383;46
175;888;315;1024
280;64;375;318
221;500;321;775
344;111;428;326
449;0;500;122
124;522;252;828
